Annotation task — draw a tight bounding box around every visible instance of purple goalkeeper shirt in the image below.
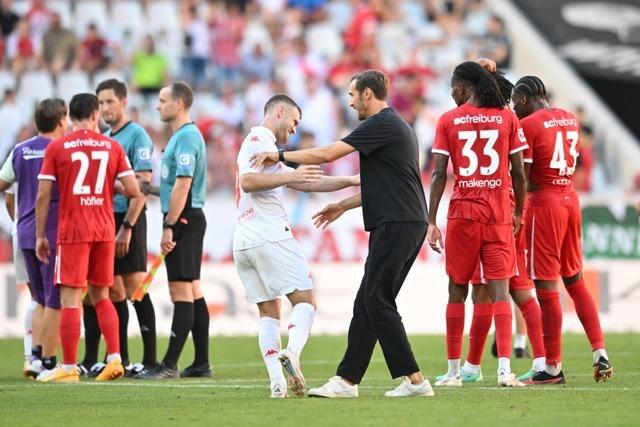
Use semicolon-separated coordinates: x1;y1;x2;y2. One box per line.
12;136;59;249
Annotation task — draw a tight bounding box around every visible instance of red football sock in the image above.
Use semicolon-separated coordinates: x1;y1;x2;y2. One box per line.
493;301;512;358
94;298;120;355
518;297;545;358
60;307;81;365
536;288;562;366
445;303;465;360
566;278;605;351
466;303;493;365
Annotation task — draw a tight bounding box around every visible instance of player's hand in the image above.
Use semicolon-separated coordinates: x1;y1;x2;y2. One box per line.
351;174;361;186
476;57;497;72
115;227;132;258
36;236;51;264
160;228;176;255
427;224;444;254
290;165;324;184
312;203;345;230
250;151;279;168
513;213;522;235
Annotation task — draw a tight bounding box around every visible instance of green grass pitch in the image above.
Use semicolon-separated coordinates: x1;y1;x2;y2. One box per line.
1;334;638;426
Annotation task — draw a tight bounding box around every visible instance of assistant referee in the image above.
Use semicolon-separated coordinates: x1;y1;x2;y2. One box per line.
136;82;211;379
251;70;432;398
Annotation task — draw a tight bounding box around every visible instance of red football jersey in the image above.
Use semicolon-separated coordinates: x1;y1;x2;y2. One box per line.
38;129;133;244
433;103;528;224
521;107;580;192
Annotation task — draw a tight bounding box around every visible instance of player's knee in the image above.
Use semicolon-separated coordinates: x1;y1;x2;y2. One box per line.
562;272;582;286
471;286;491;304
448;281;468;303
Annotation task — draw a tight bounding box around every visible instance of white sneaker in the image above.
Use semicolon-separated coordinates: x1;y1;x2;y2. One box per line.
26;359;43;378
278;349;306;397
308;376;358;398
385;378;435;397
270;382;288;399
36;365;79;383
497;371;526;387
434;373;462;387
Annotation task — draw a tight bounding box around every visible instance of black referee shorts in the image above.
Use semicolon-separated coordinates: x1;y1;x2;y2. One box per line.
164;208;206;282
114;210;148;275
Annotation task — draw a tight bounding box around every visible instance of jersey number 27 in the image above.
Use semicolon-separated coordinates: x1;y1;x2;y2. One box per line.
72;151;109;195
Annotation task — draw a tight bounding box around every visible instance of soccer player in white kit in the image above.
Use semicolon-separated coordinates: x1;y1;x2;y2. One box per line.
234;94;359;398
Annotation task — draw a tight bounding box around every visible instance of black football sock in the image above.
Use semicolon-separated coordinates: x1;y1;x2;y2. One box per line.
113;299;130;365
191;298;210;366
133;293;158;366
162;302;194;369
42;355;56;370
31;345;43;361
81;304;101;367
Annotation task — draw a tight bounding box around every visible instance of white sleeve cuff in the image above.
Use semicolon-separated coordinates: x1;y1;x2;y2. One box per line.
431;148;450;156
37;174;56;181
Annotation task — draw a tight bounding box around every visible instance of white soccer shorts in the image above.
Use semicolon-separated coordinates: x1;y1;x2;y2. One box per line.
13;233;28;284
233;238;313;304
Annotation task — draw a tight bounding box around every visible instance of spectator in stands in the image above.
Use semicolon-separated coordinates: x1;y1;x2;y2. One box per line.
41;13;77;76
0;88;23;161
7;19;38;76
25;0;51;40
0;0;19;37
80;23;109;77
210;2;245;86
132;35;168;101
241;43;274;82
181;4;209;89
482;14;511;68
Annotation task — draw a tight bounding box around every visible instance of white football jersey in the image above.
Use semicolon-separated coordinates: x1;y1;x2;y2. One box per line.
233;126;294;251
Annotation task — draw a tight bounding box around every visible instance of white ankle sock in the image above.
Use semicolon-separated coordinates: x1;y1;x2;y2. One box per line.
593;348;608;363
532;357;545;372
514;333;527;349
286;303;315;358
498;357;511;374
462;361;480;374
546;362;562;376
62;364;76;372
106;353;121;363
447;359;461;377
259;317;284;383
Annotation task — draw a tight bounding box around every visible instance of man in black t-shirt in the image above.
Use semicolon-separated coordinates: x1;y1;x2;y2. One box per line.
251;70;433;398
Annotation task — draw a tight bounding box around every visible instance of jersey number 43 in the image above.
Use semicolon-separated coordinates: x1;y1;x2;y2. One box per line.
550;131;579;176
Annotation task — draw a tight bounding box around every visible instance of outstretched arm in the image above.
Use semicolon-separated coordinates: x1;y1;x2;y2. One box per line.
312;192;362;230
288;174;359;193
240;165;323;193
251;141;356;168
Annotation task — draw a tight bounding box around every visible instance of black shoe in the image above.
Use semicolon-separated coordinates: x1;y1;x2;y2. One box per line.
514;347;531;359
125;363;155;378
593;357;613;382
134;362;179;380
491;338;498;358
180;363;213;378
86;362;106;378
524;370;566;385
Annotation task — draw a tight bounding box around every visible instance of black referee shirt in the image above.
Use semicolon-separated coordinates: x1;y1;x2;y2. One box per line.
342;107;428;231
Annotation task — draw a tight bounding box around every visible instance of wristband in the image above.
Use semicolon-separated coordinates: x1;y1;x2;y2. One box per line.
122;220;134;230
162;220;176;230
278;149;285;162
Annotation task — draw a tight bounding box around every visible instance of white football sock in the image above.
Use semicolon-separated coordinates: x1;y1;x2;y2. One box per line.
498;357;511;374
447;359;461;377
259;317;284;383
286;303;315;359
106;353;121;363
593;348;609;363
532;357;545;372
24;300;37;358
462;361;480;374
514;333;527;349
545;362;562;376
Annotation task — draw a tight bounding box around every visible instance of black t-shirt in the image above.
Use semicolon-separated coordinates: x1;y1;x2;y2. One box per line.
342;107;427;231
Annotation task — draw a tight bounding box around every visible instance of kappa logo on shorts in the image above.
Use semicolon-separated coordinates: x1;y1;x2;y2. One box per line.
250;135;259;142
138;148;151;160
178;153;191;166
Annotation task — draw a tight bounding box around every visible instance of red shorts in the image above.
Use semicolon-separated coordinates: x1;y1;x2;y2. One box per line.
469;226;533;290
525;191;582;281
445;218;516;284
54;241;115;287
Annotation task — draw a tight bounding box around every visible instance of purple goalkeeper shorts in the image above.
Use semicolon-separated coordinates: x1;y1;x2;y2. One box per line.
22;249;60;309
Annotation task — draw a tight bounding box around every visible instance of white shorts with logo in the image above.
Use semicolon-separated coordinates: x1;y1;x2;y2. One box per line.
13;233;29;284
233;238;313;304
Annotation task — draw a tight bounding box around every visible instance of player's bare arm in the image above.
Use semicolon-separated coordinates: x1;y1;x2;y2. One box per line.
116;170;150;259
5;191;14;222
288;174;359;192
160;176;191;255
34;180;53;264
427;153;448;254
509;151;527;235
312;192;362;230
240;165;323;193
250;141;356;168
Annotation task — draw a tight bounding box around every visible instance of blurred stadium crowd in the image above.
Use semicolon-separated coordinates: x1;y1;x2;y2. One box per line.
0;0;598;195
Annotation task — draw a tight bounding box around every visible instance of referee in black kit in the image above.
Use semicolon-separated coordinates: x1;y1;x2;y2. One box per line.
250;70;433;398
